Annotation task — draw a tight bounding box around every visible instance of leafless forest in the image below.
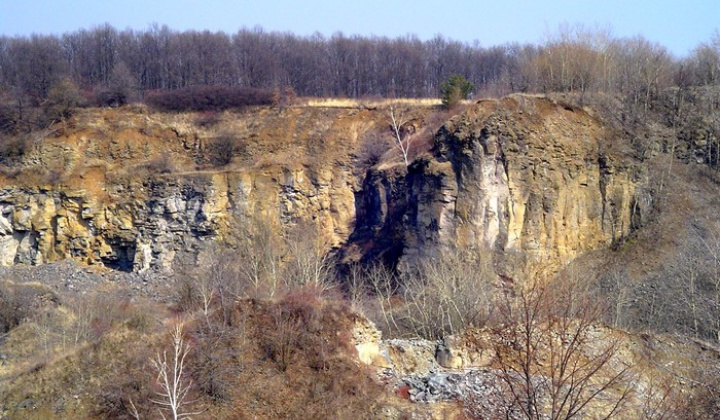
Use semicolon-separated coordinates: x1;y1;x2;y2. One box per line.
0;24;718;105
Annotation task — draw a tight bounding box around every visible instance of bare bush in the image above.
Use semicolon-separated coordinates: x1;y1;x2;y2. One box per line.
94;62;137;107
285;224;337;293
44;78;82;122
28;308;65;356
143;154;176;174
193;111;221;128
358;251;496;340
189;314;246;402
241;295;382;418
0;101;21;134
188;214;286;310
0;135;30;166
145;85;273;112
485;279;633;420
174;279;201;314
356;130;390;169
353;263;401;337
205;133;236;167
188;218;336;312
397;251;496;339
262;301;307;372
257;290;352;372
65;293;150;343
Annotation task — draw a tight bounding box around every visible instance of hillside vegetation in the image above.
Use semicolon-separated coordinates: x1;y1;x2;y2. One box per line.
1;24;720;420
0;90;715;419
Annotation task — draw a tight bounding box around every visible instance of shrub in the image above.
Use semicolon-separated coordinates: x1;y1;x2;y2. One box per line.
0;281;59;333
94;62;137;108
94;87;128;108
95;343;155;420
0;103;20;134
174;278;201;313
194;111;221;128
256;289;352;372
356;130;390;169
44;78;82;121
145;85;274;112
143;154;176;174
0;135;30;165
361;251;495;340
206;133;237;167
0;284;24;333
272;86;297;108
190;318;245;402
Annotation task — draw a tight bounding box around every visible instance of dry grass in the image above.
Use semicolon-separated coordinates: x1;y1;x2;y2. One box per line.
300;97;473;108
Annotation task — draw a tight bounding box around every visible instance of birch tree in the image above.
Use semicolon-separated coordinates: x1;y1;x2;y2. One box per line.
388;103;412;166
151;324;202;420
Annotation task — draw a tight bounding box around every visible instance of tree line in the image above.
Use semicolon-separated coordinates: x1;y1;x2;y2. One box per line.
0;23;719;143
0;23;507;104
1;23;717;105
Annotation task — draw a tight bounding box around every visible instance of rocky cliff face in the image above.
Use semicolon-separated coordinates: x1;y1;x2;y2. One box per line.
0;165;359;272
352;95;651;277
0;97;649;276
0;106;369;271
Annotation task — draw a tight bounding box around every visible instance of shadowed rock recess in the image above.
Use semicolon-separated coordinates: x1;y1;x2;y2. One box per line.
0;95;649;277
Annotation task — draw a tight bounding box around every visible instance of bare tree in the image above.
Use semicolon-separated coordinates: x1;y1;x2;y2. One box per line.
388;103;413;166
624;223;720;342
194;273;216;329
151;324;202;420
593;263;634;330
217;213;286;300
689;31;720;87
490;279;633;420
13;22;720;105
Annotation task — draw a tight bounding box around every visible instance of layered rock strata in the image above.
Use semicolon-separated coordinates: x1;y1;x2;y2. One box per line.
0;97;649;276
353;95;650;276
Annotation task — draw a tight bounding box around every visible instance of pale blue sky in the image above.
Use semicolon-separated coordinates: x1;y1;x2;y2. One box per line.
0;0;717;57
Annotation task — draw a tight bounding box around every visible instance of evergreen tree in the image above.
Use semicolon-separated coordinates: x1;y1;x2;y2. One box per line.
441;74;475;108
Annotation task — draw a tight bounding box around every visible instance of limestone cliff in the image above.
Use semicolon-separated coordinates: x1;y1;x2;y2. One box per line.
351;95;651;276
0;105;371;271
0;97;649;276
